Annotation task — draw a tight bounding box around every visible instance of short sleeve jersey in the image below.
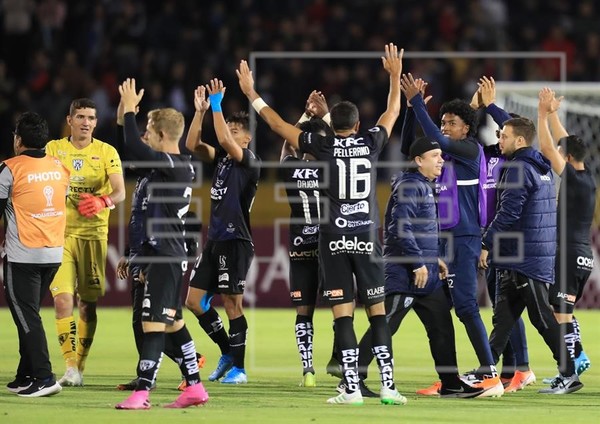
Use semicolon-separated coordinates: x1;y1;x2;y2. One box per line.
46;137;122;240
298;126;388;234
559;163;596;255
208;148;260;242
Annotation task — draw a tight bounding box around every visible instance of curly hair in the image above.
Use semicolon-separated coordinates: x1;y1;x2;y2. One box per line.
439;99;477;136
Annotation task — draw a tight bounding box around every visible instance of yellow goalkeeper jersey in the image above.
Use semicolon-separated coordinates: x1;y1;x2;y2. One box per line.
46;137;122;240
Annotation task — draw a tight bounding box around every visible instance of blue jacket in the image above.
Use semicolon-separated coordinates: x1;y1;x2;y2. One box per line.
384;171;442;295
482;147;556;283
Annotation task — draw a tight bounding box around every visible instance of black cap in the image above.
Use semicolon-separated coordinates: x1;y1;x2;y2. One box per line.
409;136;441;159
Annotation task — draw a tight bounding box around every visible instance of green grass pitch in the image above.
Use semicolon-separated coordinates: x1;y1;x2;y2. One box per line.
0;307;598;423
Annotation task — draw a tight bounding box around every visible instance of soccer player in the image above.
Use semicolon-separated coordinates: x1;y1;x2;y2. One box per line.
113;101;204;391
184;82;260;384
46;98;126;386
538;87;596;383
280;110;329;388
116;78;208;409
480;117;582;395
2;112;69;397
400;74;503;396
357;136;485;399
237;43;408;405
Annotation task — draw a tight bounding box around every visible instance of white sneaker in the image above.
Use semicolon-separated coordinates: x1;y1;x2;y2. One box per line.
380;387;407;405
58;367;83;387
326;390;363;405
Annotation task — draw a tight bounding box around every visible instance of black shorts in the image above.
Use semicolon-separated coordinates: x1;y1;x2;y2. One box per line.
289;245;320;306
141;261;185;325
549;252;592;313
189;239;254;295
318;231;385;306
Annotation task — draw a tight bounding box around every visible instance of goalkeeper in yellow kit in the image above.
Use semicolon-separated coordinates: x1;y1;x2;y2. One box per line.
46;98;126;386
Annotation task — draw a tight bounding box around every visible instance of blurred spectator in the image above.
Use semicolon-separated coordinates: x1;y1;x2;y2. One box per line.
0;0;597;166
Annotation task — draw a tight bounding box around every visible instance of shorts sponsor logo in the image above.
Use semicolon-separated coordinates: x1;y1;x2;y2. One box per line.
139;360;156;371
302;225;319;235
556;292;577;303
219;273;229;282
219;255;228;271
334;217;374;229
238;280;246;289
366;286;385;298
340;201;369;215
290;291;302;298
218;283;228;289
328;235;374;254
576;256;594;268
142;298;151;309
323;289;344;298
162;308;175;316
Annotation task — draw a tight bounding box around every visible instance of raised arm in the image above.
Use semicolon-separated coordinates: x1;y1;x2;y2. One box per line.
376;43;403;137
236;60;302;149
185;85;215;163
479;76;512;127
401;78;431;157
206;78;244;162
545;91;568;142
538;87;566;174
119;78;161;161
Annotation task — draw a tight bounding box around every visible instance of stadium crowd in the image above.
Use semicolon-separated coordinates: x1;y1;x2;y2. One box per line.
1;0;599;162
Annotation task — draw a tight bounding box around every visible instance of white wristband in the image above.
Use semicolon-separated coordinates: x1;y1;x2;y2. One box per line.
251;97;269;114
323;112;331;125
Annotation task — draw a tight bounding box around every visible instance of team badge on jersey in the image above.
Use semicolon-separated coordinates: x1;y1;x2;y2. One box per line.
72;159;84;171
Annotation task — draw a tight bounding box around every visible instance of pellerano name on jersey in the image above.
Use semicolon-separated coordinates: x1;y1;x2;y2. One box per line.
333;146;371;157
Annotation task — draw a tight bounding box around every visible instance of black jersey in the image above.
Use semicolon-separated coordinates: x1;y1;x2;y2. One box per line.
144;153;195;257
298;125;388;234
208;148;260;242
280;155;321;251
558;163;596;255
123;113;195;258
129;174;149;256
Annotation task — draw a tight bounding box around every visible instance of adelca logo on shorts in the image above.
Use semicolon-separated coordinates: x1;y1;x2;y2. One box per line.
328;235;374;254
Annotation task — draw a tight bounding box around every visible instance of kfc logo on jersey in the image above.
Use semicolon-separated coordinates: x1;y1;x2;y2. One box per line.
333;137;365;148
340;201;369;215
292;169;319;179
328;235;374;254
72;159;84;171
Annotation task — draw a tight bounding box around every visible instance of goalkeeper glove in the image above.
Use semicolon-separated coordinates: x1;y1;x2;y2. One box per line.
77;193;115;218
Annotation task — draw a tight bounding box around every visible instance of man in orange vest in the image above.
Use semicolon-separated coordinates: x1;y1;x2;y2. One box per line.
1;112;70;397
